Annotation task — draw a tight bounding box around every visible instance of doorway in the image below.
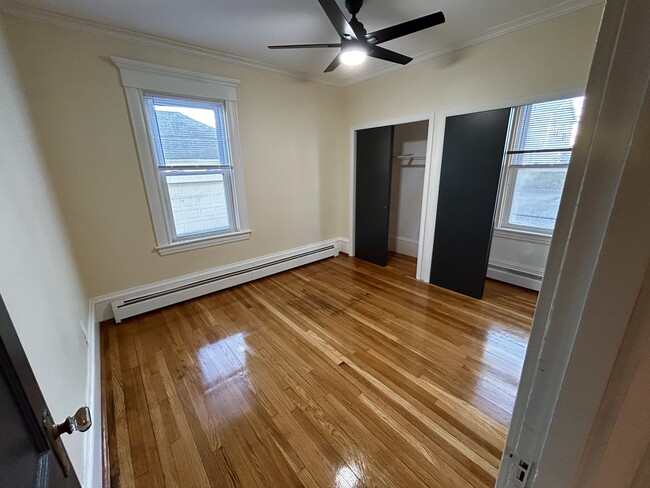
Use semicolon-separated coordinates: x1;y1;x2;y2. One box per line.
350;116;433;278
387;121;428;271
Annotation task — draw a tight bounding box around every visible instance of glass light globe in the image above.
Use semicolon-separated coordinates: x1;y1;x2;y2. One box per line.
340;48;367;66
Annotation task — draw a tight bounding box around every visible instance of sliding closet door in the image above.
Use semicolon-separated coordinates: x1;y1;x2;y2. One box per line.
430;109;511;298
355;126;394;266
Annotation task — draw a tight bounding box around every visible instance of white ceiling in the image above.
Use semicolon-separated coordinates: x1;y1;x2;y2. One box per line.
4;0;599;84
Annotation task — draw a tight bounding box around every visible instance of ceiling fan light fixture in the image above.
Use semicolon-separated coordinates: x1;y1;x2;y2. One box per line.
267;0;444;73
340;47;367;66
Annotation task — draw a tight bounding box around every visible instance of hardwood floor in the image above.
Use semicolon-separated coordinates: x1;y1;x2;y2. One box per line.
102;253;537;488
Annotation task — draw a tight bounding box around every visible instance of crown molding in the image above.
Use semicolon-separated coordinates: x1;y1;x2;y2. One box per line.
337;0;604;86
0;0;603;88
0;2;341;87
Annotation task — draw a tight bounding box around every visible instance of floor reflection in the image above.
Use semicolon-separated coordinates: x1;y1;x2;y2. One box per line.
198;332;247;384
104;255;538;487
336;463;362;488
197;332;251;419
467;326;529;415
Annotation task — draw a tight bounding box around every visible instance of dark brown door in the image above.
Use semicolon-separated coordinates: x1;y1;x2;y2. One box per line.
354;125;395;266
0;296;85;488
430;109;511;298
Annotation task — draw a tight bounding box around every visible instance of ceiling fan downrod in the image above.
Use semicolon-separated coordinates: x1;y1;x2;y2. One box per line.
345;0;363;16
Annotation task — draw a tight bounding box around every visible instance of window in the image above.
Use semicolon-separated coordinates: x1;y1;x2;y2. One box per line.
113;58;250;255
497;96;584;235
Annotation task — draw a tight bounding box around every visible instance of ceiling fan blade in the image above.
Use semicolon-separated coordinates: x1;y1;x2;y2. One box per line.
268;43;341;49
366;11;445;44
317;0;357;39
369;46;413;65
324;54;341;73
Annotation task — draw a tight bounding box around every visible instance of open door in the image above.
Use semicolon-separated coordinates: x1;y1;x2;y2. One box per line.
355;125;395;266
0;295;90;488
430;108;511;298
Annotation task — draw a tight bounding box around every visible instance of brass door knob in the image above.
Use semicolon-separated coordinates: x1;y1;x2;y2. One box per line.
43;406;92;476
52;406;92;438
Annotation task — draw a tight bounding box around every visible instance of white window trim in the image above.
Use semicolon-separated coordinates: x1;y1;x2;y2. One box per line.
112;57;250;255
495;103;573;239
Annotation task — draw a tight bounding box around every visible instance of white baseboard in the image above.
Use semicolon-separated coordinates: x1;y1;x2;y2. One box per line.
91;238;348;323
487;258;543;291
337;237;350;255
83;303;102;488
388;235;419;257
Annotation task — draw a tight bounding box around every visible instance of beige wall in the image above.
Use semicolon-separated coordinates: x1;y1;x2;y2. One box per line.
2;5;602;299
0;17;89;479
0;5;607;483
3;16;346;297
341;4;603;234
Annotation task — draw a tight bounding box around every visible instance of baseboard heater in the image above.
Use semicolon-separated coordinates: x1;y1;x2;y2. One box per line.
488;263;542;280
111;244;337;323
486;262;543;291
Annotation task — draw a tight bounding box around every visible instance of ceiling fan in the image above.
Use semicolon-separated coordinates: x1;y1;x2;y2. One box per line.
268;0;445;72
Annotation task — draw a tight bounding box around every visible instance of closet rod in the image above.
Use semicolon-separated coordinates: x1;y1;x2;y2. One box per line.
395;153;425;161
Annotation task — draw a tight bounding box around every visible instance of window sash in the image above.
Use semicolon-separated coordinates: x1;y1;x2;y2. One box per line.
499;163;569;235
506;148;573;155
509;99;581;151
141;92;239;243
497;100;580;235
143;92;231;169
158;167;237;241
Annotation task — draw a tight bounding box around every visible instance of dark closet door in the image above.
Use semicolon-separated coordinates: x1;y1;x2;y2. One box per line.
355;126;395;266
430;108;511;298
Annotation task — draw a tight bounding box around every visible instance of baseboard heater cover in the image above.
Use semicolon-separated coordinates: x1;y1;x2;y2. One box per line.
488;263;542;280
111;244;337;323
486;262;543;291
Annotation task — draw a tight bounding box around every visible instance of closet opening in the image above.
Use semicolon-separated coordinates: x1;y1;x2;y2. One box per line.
351;117;432;279
387;121;428;275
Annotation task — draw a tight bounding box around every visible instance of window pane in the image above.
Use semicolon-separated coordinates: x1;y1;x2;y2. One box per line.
507;167;567;230
166;173;231;237
144;94;230;167
511;96;584;152
510;151;573;166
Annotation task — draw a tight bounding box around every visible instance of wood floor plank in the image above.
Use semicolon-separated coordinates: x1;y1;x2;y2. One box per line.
102;253;537;487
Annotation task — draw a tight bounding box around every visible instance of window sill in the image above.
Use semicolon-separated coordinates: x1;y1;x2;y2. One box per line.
156;230;252;256
493;228;552;244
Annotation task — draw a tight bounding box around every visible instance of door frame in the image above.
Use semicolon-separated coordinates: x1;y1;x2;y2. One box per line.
497;0;650;483
348;113;435;280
